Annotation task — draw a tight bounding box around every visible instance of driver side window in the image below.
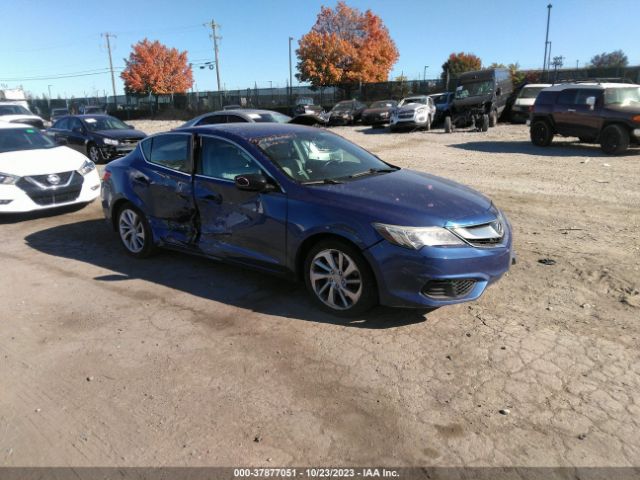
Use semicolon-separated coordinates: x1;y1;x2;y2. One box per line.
198;137;261;180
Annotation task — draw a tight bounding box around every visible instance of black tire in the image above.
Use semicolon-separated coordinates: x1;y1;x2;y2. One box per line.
489;109;498;127
389;125;397;133
600;124;630;155
425;116;431;131
530;119;554;146
87;143;105;164
480;114;489;132
116;202;156;258
444;116;452;133
303;239;378;317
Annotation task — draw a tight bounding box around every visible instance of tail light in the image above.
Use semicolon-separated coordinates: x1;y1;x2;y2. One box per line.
102;170;111;182
632;115;640;124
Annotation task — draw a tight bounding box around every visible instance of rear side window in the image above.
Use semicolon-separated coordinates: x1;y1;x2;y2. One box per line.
144;134;191;173
557;89;578;105
535;91;555;105
197;114;226;126
575;89;602;105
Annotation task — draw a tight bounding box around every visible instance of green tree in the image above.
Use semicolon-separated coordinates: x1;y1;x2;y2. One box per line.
589;50;628;68
441;52;482;79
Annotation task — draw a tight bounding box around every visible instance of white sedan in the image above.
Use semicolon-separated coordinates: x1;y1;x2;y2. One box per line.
0;123;100;213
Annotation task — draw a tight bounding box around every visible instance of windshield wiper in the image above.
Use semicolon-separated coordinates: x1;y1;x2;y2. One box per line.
348;168;398;179
301;178;343;185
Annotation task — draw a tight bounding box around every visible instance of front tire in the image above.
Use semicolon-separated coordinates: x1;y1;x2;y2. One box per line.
88;144;105;164
117;203;156;258
480;114;489;132
600;124;629;155
530;119;554;146
304;240;377;317
444;116;452;133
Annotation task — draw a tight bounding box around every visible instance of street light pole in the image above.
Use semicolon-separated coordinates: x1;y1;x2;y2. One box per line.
543;3;552;71
423;65;428;81
47;84;52;109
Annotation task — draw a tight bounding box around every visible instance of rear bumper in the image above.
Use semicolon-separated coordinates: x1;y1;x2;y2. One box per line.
364;232;514;308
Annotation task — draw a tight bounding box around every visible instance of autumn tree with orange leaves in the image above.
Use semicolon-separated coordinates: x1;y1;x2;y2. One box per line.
296;2;399;87
121;39;193;100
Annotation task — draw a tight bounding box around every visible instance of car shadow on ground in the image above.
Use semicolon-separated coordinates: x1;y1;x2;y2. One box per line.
0;203;89;225
356;127;390;135
25;219;430;329
451;140;639;157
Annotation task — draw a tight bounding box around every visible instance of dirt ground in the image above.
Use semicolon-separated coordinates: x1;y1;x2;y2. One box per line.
1;121;639;468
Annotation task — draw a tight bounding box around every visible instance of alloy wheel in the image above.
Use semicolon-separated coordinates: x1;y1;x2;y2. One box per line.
310;249;362;311
89;146;101;163
118;208;146;253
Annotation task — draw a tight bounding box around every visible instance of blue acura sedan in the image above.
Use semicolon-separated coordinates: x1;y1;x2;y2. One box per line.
101;123;514;316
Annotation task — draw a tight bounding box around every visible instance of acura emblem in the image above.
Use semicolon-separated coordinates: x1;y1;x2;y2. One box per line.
47;174;61;185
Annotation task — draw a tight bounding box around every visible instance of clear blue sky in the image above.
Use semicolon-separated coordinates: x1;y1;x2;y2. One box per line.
0;0;638;99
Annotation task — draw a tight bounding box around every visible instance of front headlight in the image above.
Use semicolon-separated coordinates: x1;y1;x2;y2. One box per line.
373;223;465;249
0;172;19;185
103;138;119;146
78;159;96;176
380;111;389;117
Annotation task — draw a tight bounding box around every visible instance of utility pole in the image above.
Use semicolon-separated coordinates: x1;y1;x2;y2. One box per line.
423;66;428;82
47;84;52;109
542;3;552;71
101;33;118;109
288;36;294;108
205;20;222;93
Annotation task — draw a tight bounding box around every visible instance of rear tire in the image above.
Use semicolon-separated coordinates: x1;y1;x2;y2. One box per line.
116;203;156;258
489;109;498;127
530;119;554;146
444;116;452;133
304;239;377;317
600;124;629;155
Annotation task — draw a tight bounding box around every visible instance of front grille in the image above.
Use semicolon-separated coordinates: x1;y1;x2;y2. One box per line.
119;138;141;146
423;279;476;299
451;219;505;248
12;118;44;129
16;171;83;206
398;111;414;119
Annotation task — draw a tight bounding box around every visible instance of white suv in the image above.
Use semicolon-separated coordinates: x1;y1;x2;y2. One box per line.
390;95;436;132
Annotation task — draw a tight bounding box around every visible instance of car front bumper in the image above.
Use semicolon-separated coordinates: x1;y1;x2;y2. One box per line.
362;114;390;125
390;114;429;129
98;143;138;159
0;170;100;213
364;233;514;308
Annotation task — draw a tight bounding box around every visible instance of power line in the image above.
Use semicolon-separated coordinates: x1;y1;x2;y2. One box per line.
0;68;125;82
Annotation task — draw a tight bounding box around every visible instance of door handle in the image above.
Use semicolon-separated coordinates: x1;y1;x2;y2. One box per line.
567;109;576;113
133;175;150;185
203;193;222;204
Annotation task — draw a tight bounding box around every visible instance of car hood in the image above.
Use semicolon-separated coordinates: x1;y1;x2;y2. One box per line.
397;103;425;113
92;129;146;140
0;146;89;176
363;107;392;115
0;114;44;123
453;94;492;108
304;169;495;227
514;98;536;106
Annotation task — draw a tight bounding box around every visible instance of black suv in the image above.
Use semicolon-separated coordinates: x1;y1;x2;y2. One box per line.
530;82;640;154
444;68;513;133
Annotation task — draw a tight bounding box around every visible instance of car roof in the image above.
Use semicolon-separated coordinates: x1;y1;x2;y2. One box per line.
180;122;326;140
522;84;552;88
544;82;639;91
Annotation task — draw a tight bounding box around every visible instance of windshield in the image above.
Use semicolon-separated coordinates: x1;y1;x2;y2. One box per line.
455;80;493;99
399;97;426;106
256;130;395;183
0;105;32;116
83;116;130;131
604;87;640;106
0;128;56;153
247;112;292;123
518;87;546;99
370;101;396;108
332;102;353;112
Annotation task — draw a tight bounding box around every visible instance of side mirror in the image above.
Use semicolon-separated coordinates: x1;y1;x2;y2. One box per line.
126;124;135;129
234;173;274;192
586;96;596;110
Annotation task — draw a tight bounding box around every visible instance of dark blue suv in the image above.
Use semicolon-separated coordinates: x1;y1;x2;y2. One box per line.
101;123;514;316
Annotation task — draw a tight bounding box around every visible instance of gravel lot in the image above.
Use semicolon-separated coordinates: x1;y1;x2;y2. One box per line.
1;121;639;467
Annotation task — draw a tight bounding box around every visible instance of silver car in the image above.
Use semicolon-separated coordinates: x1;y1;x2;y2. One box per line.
180;109;291;128
389;95;436;132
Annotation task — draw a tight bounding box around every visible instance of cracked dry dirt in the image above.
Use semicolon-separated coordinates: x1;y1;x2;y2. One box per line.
0;122;638;467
